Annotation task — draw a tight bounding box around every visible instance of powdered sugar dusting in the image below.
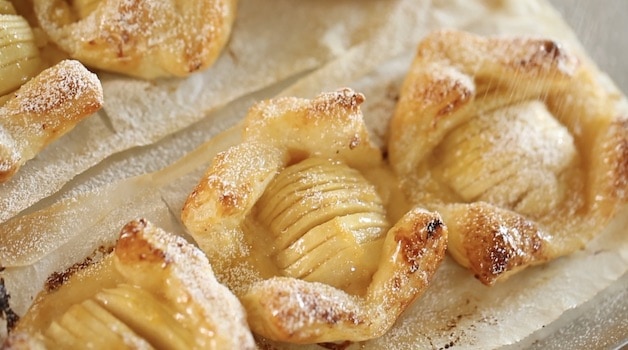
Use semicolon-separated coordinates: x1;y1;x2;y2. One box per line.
437;100;577;216
13;60;102;115
35;0;235;78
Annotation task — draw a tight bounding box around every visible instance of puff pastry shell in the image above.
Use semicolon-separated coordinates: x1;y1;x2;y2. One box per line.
182;89;448;343
388;30;628;284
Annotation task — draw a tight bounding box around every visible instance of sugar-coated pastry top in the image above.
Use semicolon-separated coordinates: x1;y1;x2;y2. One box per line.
0;60;103;183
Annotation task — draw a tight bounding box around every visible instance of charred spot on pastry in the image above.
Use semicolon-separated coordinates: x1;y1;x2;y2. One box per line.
318;340;354;350
426;218;444;238
44;245;114;292
349;136;360;150
397;224;433;273
0;278;19;332
539;39;561;59
45;260;92;292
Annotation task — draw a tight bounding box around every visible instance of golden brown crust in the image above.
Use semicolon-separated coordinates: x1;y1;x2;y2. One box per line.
32;0;237;79
115;219;168;265
0;59;103;183
242;89;379;168
388;30;628;284
442;203;549;284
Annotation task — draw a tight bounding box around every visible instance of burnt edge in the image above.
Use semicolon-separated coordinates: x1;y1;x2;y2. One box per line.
0;278;19;333
44;245;114;292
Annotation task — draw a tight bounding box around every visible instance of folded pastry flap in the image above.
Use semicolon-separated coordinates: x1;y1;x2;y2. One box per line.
181;141;287;257
545;67;628;216
241;90;382;170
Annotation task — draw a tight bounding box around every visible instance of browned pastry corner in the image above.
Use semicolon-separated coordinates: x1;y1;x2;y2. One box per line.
32;0;238;79
3;219;256;349
0;59;103;183
388;29;628;285
181;88;448;343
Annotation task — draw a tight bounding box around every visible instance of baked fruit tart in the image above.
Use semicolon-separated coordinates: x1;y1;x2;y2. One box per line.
3;218;256;349
388;30;628;285
32;0;238;79
181;88;448;343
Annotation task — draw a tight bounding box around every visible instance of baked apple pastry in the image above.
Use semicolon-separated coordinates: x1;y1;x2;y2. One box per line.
388;30;628;284
3;219;256;349
182;88;448;343
32;0;237;79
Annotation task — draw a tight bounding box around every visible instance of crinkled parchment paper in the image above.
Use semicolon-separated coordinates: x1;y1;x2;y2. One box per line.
1;0;626;348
